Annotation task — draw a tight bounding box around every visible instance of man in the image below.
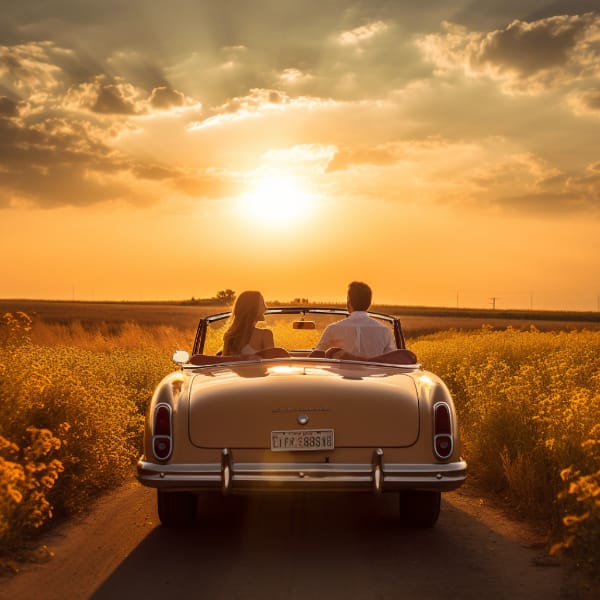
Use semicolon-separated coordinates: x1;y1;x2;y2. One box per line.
314;281;397;359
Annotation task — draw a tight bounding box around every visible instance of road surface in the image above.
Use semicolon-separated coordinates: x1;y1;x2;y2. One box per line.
0;480;579;600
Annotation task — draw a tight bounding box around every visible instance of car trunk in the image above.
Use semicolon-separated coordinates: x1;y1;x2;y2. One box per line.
187;362;420;450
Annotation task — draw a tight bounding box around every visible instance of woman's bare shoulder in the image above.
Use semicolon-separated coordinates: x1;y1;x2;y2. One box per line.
249;326;273;348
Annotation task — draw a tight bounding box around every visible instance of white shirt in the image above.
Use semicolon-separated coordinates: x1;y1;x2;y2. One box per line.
315;311;396;357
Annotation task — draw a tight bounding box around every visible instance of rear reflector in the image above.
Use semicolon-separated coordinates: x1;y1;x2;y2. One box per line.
153;436;172;460
435;434;453;459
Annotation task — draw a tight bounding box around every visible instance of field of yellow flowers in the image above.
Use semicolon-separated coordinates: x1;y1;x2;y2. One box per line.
1;311;598;572
411;326;599;570
0;312;180;555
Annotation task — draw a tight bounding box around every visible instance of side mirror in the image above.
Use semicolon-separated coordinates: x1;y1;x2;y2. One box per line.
293;320;316;330
172;350;190;365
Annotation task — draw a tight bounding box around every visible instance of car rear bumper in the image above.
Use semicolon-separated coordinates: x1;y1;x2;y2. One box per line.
137;450;467;494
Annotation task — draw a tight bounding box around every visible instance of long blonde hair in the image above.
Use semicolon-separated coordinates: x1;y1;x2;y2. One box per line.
222;291;265;355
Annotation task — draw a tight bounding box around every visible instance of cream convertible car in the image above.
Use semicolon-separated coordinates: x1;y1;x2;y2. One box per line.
137;307;467;528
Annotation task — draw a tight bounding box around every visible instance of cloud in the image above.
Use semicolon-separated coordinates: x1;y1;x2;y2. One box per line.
464;152;600;214
0;110;132;207
319;138;600;216
263;144;336;166
0;42;66;96
149;86;186;110
188;88;336;130
326;145;399;172
0;39;212;208
65;77;196;117
0;105;240;208
278;68;313;85
0;95;18;116
567;87;600;115
417;13;600;93
170;170;242;199
337;21;389;47
91;82;139;115
1;8;599;218
64;77;146;115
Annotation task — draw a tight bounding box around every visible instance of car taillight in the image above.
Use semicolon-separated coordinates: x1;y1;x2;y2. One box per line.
155;405;171;435
153;404;172;460
433;402;453;459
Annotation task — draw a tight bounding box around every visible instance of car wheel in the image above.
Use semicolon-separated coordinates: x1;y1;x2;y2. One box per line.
399;490;441;527
157;490;197;527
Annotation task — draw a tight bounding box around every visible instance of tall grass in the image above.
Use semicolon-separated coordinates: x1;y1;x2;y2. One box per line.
1;312;598;572
0;313;177;552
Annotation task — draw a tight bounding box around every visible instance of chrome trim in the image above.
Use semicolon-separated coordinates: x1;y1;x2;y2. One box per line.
181;356;421;370
372;448;384;493
221;448;232;494
137;458;467;493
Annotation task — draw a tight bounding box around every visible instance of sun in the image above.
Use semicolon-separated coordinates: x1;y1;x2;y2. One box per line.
239;172;313;225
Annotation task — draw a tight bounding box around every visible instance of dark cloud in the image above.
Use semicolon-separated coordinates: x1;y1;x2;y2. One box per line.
0;96;18;116
0;37;232;208
0;115;125;207
91;83;138;114
149;86;185;109
576;88;600;111
0;109;239;207
452;0;598;29
476;14;592;74
419;12;600;94
525;0;600;21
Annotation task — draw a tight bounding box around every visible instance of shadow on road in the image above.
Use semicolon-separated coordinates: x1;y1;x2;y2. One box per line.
90;493;562;600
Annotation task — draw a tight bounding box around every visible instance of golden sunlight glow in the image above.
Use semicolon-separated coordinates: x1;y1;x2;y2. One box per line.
239;173;313;226
268;365;304;375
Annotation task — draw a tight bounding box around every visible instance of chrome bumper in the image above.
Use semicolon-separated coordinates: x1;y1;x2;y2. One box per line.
137;449;467;494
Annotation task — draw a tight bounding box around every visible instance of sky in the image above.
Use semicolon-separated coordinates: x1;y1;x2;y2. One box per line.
1;1;599;311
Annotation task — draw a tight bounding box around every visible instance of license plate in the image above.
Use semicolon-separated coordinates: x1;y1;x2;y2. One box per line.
271;429;334;451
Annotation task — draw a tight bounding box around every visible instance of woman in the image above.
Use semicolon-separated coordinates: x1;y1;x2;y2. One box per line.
222;291;275;356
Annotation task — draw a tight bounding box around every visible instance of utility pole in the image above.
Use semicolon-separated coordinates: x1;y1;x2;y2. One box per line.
489;297;498;310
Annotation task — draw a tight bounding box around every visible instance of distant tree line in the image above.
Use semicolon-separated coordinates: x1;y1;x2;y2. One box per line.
183;292;312;307
184;289;236;306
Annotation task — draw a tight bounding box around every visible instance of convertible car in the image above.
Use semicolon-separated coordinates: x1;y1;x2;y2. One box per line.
137;307;467;527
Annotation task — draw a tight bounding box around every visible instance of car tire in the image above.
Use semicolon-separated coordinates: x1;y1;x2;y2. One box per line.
157;490;197;527
399;490;441;527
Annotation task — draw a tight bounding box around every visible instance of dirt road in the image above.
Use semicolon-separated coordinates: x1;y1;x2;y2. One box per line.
0;481;581;600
